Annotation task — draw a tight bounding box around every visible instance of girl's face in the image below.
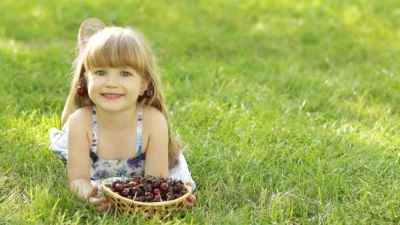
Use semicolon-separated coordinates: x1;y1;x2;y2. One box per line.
86;66;146;112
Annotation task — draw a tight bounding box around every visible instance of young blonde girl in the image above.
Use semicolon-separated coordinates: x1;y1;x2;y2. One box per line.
50;20;195;210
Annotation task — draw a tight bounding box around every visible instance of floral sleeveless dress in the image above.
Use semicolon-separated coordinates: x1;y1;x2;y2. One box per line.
49;105;196;190
90;105;145;180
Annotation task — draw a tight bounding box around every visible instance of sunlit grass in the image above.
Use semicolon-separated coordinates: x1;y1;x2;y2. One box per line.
1;0;400;224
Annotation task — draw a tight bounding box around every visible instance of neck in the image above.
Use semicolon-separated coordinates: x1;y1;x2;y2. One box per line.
95;104;139;130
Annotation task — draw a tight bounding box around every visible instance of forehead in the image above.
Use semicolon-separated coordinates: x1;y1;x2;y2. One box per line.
83;29;146;75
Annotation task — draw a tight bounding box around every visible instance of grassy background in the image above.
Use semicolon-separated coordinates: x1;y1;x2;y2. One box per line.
1;0;400;224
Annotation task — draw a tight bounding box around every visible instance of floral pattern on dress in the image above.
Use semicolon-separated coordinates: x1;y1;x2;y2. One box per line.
93;170;108;179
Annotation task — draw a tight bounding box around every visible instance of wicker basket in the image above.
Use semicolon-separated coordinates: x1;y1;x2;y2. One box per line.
101;182;192;217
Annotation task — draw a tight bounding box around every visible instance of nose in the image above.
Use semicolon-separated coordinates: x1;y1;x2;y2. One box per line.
105;71;119;87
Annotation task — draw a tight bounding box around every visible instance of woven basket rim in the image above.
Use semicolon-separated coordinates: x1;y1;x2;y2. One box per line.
101;182;193;207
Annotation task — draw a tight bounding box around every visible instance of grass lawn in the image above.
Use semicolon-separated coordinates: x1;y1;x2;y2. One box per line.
1;0;400;224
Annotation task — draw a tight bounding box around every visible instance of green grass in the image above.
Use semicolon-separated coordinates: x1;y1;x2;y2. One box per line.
1;0;400;224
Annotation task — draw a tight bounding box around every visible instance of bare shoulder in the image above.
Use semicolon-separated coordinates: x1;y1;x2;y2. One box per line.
69;106;92;133
68;106;92;148
69;106;92;128
143;105;167;124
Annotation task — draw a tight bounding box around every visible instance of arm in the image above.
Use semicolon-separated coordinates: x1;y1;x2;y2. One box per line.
144;107;196;207
67;108;96;200
144;108;169;178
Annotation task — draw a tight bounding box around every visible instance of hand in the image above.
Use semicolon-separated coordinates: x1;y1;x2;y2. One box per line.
184;182;196;207
87;185;112;212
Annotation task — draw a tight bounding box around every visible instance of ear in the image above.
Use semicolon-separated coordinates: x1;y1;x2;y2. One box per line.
141;78;150;91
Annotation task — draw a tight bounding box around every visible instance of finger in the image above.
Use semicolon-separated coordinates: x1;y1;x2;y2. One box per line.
184;199;193;207
99;202;113;212
188;194;196;202
89;185;100;197
88;196;107;205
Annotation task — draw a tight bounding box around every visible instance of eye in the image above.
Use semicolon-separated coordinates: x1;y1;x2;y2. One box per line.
95;70;106;76
121;71;131;77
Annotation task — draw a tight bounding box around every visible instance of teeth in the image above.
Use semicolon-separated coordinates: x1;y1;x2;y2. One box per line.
103;94;121;98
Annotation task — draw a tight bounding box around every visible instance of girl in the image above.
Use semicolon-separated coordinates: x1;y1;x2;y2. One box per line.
50;20;196;210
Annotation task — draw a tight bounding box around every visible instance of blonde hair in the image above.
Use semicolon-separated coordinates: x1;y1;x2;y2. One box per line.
69;26;180;167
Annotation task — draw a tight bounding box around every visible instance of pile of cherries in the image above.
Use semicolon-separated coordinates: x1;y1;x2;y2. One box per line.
108;175;189;202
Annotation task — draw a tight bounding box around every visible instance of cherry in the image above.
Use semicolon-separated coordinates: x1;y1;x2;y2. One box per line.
131;186;138;196
152;179;161;187
112;180;122;188
121;189;131;197
77;85;88;96
154;195;161;202
125;181;137;188
165;192;175;201
166;178;175;186
174;193;181;199
114;183;124;193
160;183;169;191
137;187;145;196
153;188;162;195
176;180;184;185
174;183;184;192
131;186;144;197
107;175;188;202
144;184;153;192
133;176;142;182
143;90;153;98
144;192;154;201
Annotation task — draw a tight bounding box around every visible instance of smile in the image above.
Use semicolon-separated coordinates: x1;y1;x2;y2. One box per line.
101;93;124;99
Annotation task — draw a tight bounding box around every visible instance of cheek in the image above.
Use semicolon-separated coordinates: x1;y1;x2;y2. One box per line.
86;77;98;89
86;80;98;97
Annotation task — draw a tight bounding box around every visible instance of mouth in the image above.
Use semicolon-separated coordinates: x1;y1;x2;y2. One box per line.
101;93;124;99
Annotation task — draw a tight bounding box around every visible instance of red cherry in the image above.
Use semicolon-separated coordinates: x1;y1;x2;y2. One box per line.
174;183;184;192
126;181;137;188
153;195;161;202
77;85;88;96
145;184;153;192
143;90;153;98
164;192;174;201
121;189;131;197
152;179;161;188
166;178;175;186
144;192;154;201
134;196;145;202
160;183;169;191
174;193;181;199
114;183;124;192
153;188;162;195
133;176;141;182
112;180;122;188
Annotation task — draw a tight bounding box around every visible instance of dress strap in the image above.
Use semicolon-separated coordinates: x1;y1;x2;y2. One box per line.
91;105;99;153
136;104;143;155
